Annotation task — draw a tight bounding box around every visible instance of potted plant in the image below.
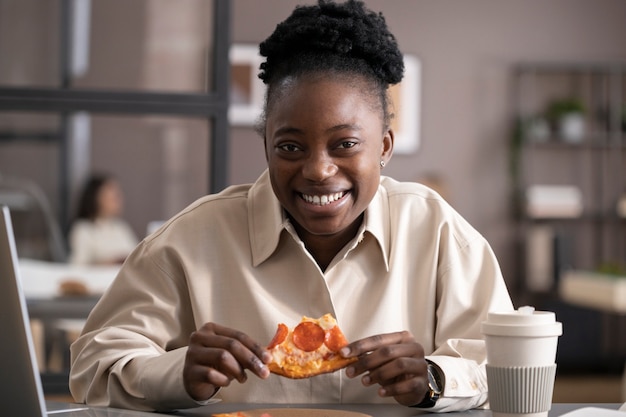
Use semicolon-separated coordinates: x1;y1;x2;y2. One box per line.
546;98;586;142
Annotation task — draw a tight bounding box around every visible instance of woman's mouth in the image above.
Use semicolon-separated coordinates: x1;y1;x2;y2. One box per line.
301;191;345;206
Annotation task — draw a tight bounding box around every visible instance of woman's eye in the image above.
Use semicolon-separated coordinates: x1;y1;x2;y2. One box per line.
278;143;301;152
338;141;357;149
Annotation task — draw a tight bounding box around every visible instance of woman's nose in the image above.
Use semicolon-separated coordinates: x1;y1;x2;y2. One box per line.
302;153;338;181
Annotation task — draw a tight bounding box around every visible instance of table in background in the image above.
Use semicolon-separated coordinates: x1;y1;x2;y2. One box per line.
27;295;101;320
20;258;119;395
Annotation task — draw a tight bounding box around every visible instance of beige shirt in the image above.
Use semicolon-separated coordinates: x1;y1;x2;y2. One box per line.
70;170;513;412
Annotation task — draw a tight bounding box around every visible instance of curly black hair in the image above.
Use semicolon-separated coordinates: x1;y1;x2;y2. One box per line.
256;0;404;131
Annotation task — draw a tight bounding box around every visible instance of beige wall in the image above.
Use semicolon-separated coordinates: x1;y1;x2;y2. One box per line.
229;0;626;296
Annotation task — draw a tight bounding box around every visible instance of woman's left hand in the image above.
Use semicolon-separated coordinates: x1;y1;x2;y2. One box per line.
340;331;429;406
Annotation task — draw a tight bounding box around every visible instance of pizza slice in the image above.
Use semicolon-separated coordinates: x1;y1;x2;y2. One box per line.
266;313;357;379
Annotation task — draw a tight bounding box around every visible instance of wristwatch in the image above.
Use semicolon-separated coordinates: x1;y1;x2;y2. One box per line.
414;361;443;408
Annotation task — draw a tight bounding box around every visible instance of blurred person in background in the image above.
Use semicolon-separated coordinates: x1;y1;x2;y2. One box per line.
68;173;138;265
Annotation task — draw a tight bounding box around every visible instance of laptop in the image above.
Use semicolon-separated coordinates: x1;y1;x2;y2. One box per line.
0;205;92;416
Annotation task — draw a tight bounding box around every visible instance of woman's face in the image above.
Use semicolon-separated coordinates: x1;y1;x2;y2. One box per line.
97;180;124;218
264;75;393;242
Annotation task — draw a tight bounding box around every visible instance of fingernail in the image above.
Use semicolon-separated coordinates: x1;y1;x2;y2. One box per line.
345;366;355;378
340;347;350;357
362;375;371;385
379;387;386;397
260;365;270;378
262;351;272;363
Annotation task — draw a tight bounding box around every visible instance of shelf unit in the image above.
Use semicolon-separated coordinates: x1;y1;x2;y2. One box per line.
511;62;626;373
512;63;625;290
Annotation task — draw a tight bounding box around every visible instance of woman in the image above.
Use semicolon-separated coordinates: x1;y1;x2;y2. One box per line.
70;0;513;412
68;174;138;265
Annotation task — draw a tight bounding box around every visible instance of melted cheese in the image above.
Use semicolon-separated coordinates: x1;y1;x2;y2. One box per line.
270;314;339;371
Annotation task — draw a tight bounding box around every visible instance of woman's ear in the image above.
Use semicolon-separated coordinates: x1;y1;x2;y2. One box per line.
381;129;394;166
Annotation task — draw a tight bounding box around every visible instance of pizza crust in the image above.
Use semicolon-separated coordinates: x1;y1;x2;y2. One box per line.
267;355;357;379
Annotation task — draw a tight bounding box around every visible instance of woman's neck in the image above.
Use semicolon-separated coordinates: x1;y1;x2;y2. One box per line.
291;215;363;272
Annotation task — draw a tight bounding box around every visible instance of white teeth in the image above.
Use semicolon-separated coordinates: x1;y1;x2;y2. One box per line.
302;192;344;206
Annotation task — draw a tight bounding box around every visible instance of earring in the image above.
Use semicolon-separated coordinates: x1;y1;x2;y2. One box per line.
380;160;386;168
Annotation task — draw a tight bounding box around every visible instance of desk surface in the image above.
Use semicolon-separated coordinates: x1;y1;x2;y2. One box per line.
47;402;621;417
19;258;118;299
21;257;115;320
187;403;621;416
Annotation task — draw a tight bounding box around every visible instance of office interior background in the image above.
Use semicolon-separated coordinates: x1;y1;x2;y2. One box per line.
0;0;625;402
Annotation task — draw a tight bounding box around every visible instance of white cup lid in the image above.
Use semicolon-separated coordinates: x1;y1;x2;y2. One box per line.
481;306;563;337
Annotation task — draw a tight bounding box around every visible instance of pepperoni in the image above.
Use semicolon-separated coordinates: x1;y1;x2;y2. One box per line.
267;323;288;349
292;321;325;352
324;325;349;352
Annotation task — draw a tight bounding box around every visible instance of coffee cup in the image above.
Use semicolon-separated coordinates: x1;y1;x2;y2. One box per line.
481;306;563;417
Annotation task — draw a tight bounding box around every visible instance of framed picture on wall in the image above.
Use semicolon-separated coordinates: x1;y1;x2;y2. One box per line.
389;54;421;154
228;44;265;126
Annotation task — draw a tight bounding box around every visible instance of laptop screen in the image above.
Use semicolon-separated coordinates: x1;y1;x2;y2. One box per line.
0;205;48;417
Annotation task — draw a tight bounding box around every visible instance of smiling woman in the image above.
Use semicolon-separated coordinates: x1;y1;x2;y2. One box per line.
69;1;513;413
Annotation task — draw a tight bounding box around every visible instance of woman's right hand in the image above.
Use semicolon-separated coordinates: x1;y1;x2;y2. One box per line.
183;322;272;401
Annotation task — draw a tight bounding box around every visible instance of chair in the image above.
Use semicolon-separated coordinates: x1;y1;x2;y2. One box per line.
0;173;67;262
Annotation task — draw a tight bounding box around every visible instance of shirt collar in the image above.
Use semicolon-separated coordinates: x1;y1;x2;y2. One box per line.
249;169;390;271
248;170;285;267
363;183;390;271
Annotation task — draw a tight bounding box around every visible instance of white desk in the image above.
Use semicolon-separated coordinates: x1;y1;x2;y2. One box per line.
46;402;622;417
19;258;119;300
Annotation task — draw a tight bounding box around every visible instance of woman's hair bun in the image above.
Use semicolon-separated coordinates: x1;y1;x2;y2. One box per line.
259;0;404;86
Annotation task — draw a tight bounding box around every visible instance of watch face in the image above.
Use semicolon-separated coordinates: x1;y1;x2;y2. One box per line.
427;364;442;395
413;363;442;408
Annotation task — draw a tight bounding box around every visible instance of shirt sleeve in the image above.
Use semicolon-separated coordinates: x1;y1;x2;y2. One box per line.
425;231;514;413
69;240;200;411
